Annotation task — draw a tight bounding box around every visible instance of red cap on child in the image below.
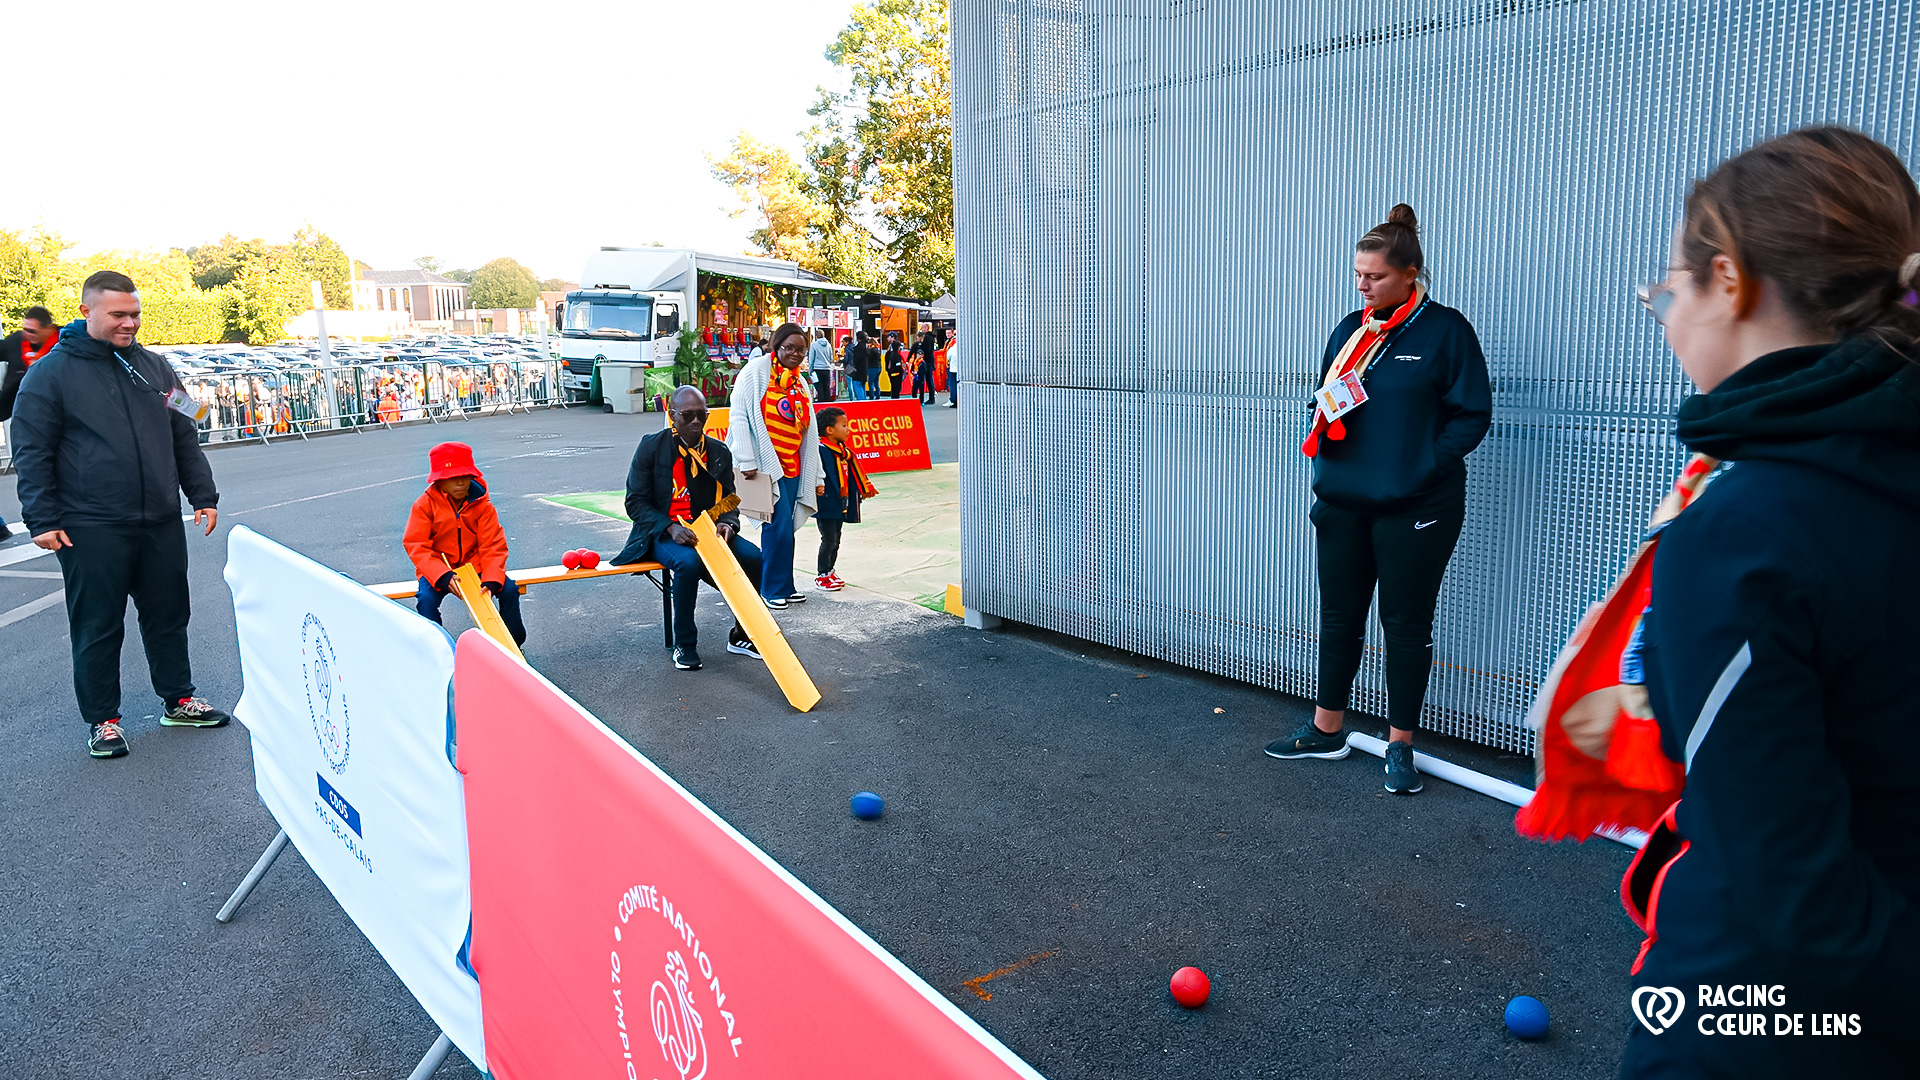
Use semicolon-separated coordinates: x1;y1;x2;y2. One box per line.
428;442;484;483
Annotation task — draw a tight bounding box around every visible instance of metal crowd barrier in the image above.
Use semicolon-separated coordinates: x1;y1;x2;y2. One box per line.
179;359;570;446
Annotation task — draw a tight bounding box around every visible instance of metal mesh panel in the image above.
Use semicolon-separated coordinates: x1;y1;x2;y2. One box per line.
955;0;1920;752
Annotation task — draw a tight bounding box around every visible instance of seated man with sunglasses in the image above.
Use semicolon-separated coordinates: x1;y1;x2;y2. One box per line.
611;385;764;671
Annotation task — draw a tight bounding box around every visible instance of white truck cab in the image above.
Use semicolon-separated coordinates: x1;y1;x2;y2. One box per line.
558;247;861;401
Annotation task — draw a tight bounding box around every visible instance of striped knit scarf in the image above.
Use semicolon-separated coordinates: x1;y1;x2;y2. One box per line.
669;439;714;523
1300;282;1427;457
825;439;876;501
761;364;811;478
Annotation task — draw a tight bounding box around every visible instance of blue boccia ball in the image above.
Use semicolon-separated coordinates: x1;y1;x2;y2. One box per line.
1505;995;1550;1040
850;791;885;820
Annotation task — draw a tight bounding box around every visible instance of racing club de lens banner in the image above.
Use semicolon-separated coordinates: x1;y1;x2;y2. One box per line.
454;631;1044;1080
225;526;486;1068
702;399;932;473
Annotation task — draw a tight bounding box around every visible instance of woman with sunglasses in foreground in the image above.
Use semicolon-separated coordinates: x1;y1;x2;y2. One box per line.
1619;127;1920;1078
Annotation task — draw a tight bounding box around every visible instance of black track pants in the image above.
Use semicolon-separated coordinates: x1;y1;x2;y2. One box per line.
816;517;844;576
1312;490;1465;731
55;521;196;726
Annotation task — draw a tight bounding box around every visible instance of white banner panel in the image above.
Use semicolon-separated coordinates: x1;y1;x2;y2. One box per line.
225;525;485;1067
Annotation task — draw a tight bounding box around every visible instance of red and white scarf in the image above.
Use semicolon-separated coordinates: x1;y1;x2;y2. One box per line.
1300;282;1427;457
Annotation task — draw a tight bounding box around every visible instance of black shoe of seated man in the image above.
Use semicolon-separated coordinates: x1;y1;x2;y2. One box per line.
673;646;703;671
0;522;12;541
1263;720;1351;760
161;696;231;728
89;719;130;758
726;624;761;660
1383;741;1423;794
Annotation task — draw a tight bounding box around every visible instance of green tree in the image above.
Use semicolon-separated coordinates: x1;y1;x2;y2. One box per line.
413;255;444;274
539;277;575;293
710;132;826;267
822;0;953;297
287;227;353;309
468;257;540;309
444;268;476;285
0;228;68;322
186;234;270;290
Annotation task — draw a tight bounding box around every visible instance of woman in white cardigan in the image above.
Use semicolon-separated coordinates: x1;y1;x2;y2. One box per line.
728;322;823;608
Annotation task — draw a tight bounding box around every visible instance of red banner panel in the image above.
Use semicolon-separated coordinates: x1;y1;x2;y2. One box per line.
831;399;932;473
455;631;1042;1080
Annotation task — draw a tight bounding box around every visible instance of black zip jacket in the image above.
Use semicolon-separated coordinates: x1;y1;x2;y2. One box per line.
612;429;741;565
1623;337;1920;1076
1308;299;1491;511
10;320;218;534
0;330;34;420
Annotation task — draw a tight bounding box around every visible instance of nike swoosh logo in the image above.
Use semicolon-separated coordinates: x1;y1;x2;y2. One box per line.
1415;520;1438;529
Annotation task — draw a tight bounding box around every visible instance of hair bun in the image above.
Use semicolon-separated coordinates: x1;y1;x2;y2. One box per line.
1386;203;1419;229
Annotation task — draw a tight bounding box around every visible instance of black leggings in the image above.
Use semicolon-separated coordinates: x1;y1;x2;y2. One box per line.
817;517;843;576
1312;488;1465;732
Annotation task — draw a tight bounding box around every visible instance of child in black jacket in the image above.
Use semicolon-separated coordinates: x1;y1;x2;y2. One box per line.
811;407;876;590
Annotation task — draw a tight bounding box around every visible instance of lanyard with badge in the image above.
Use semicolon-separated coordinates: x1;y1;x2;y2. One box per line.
115;349;211;423
1311;297;1430;425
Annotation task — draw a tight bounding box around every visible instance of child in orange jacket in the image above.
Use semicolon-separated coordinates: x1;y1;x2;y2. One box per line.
404;441;527;645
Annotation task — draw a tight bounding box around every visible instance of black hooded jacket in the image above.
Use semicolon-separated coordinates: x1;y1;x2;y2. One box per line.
10;320;218;534
1623;336;1920;1075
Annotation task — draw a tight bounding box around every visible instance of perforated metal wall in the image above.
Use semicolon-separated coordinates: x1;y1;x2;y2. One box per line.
953;0;1920;751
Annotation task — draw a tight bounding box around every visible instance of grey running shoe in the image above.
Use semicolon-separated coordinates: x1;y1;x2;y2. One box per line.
162;696;230;727
1264;722;1351;760
89;720;130;758
1384;741;1424;794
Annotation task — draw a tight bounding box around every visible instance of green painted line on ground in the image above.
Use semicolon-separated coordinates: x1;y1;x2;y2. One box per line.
541;463;961;607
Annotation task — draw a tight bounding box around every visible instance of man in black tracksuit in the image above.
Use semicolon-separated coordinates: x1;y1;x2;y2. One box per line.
11;271;230;759
1620;336;1920;1076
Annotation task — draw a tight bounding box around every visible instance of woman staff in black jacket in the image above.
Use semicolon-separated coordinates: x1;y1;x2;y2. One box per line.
1264;204;1492;794
1617;128;1920;1079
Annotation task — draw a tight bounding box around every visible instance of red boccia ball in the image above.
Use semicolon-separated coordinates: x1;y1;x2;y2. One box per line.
1169;966;1210;1008
562;550;582;570
580;550;601;569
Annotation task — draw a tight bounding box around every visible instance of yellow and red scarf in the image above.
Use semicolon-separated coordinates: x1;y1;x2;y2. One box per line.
761;365;811;478
824;438;876;501
1301;282;1427;457
668;438;719;523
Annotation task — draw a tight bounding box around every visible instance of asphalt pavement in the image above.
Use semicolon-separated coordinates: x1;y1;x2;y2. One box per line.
0;403;1640;1079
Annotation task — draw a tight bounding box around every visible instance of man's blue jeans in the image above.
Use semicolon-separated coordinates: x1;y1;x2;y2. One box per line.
646;532;764;648
846;375;868;401
417;574;526;645
760;475;802;601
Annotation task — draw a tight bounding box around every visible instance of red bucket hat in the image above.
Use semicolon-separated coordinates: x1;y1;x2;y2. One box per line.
428;441;484;483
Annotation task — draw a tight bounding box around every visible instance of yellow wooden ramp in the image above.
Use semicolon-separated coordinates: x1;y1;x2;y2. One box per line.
448;561;526;662
688;513;820;712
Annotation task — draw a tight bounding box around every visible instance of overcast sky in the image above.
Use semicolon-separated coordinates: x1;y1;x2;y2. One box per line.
2;0;858;281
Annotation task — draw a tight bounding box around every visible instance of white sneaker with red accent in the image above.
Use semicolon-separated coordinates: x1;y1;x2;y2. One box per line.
815;574;843;591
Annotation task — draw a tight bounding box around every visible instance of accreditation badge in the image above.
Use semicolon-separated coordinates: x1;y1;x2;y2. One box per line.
1313;371;1368;423
165;386;211;423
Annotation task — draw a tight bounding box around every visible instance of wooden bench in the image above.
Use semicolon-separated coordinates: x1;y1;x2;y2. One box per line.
366;561;676;647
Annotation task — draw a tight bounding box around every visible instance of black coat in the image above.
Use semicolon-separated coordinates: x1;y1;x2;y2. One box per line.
0;330;33;420
10;321;218;534
1622;337;1920;1077
613;429;741;564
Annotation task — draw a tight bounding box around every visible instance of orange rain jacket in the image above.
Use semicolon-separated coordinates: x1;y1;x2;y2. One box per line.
404;477;510;588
